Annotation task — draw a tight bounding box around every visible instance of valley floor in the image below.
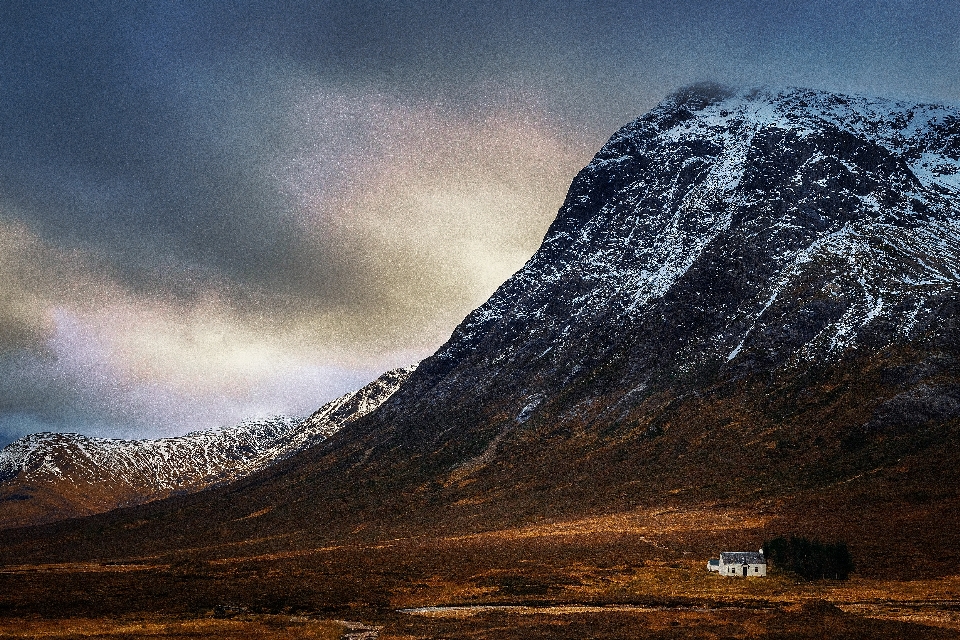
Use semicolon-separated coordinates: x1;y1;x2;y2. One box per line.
1;506;958;638
1;577;958;639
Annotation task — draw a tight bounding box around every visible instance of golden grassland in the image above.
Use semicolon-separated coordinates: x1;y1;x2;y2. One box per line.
1;566;957;639
0;615;345;639
1;505;959;638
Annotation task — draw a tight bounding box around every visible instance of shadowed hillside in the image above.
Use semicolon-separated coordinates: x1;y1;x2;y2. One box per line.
2;87;960;637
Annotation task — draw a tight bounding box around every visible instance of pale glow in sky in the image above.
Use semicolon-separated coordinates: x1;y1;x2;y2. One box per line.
1;0;959;445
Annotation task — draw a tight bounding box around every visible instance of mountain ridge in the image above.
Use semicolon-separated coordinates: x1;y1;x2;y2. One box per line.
0;365;416;528
1;86;959;584
365;85;960;453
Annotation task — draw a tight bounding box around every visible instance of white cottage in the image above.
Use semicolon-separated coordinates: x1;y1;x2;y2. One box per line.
708;550;766;577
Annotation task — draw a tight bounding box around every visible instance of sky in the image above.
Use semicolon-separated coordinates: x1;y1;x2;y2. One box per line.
1;0;959;446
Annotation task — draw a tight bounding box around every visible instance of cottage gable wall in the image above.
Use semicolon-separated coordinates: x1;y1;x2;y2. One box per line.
714;550;767;577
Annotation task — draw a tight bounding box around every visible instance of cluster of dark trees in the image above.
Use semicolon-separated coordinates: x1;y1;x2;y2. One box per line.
762;535;855;580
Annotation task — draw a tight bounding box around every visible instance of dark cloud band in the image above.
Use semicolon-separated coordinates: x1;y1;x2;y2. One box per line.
1;0;959;445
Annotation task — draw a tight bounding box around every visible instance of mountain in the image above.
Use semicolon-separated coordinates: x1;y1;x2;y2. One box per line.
382;83;960;441
2;86;960;583
255;84;960;569
0;365;415;528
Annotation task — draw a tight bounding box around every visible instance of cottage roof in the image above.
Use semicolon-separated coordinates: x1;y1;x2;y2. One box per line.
720;551;765;564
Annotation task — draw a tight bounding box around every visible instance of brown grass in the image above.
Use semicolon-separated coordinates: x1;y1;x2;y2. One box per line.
0;615;344;639
2;503;959;638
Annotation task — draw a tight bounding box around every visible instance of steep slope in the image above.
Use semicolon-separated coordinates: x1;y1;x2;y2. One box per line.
2;86;960;581
261;84;960;559
0;365;415;528
381;85;960;440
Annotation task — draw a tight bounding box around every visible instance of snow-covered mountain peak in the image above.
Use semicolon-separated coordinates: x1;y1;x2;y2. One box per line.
428;87;960;401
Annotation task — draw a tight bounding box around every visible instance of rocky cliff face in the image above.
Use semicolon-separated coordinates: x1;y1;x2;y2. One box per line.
0;365;415;528
2;87;959;576
346;85;960;488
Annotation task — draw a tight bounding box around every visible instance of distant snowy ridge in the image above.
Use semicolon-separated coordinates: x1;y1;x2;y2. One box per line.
0;365;416;520
0;417;303;490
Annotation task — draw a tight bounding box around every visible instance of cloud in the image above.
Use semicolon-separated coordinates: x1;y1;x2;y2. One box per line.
0;219;395;446
0;220;94;353
4;0;960;448
0;67;595;447
269;82;593;347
